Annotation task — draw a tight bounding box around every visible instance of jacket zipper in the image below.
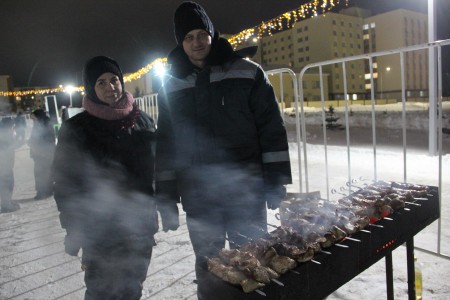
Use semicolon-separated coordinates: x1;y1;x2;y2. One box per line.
221;96;224;106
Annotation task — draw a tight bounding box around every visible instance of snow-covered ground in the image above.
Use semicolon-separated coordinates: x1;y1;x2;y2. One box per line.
1;104;449;299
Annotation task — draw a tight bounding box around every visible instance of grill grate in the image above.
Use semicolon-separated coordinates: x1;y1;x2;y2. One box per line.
201;183;440;300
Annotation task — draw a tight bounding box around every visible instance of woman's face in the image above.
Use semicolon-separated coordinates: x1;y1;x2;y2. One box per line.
94;72;123;105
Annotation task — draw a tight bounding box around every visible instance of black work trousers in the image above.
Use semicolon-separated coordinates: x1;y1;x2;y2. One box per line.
186;202;267;300
82;242;153;300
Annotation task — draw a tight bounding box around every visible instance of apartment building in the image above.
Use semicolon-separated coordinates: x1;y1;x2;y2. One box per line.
235;6;428;103
363;9;428;99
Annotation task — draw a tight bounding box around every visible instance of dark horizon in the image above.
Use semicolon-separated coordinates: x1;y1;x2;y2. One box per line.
0;0;448;89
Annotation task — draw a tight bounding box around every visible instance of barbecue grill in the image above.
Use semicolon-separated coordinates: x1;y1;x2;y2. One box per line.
202;182;440;300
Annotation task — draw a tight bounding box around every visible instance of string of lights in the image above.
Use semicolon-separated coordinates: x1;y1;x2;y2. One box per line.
1;0;348;97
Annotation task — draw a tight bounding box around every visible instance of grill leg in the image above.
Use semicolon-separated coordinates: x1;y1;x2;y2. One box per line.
406;238;416;300
385;251;394;300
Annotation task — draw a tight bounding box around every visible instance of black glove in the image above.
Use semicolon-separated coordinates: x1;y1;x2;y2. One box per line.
158;201;180;232
64;233;82;256
264;185;287;210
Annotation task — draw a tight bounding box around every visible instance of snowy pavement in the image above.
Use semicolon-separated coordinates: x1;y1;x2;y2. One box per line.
1;119;450;299
0;144;198;300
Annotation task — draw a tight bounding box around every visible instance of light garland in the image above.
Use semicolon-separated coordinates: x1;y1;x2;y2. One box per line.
1;57;169;98
1;0;348;97
231;0;348;45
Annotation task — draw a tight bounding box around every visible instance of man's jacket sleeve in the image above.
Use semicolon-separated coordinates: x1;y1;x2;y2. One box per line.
155;90;180;202
249;66;292;187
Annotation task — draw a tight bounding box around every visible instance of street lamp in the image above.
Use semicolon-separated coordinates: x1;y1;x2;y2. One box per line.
379;66;391;100
65;85;75;107
154;61;167;78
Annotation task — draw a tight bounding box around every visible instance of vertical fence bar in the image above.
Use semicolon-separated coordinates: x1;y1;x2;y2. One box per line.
342;61;352;190
368;57;377;182
279;73;285;120
319;65;330;200
400;51;407;183
437;45;443;254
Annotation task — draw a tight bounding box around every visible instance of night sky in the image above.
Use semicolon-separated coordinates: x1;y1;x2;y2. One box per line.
0;0;448;88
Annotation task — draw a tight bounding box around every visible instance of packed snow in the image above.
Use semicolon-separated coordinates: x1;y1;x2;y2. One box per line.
1;103;449;299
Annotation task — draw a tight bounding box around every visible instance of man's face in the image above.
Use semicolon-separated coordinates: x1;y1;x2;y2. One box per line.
182;29;212;69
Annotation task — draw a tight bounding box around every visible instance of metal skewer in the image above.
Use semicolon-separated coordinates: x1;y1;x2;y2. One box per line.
320;250;332;255
344;236;361;242
334;243;349;248
413;197;428;201
369;223;384;228
383;217;394;221
271;278;285;287
255;289;267;296
405;201;421;206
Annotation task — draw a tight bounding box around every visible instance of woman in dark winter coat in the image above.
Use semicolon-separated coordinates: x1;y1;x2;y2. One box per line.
52;56;159;300
29;109;55;199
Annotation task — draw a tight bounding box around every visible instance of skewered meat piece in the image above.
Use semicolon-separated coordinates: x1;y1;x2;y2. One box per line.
265;247;298;274
269;225;308;247
239;238;272;259
273;242;315;262
241;278;265;294
354;215;370;230
388;197;406;210
207;257;270;294
388;181;429;192
218;248;278;284
330;225;347;241
242;266;271;284
207;257;248;285
219;249;260;270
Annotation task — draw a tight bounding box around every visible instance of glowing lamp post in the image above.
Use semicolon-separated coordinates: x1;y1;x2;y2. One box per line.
154;61;167;78
65;85;75;107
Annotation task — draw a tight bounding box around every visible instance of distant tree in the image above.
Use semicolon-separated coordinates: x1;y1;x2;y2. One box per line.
325;105;342;129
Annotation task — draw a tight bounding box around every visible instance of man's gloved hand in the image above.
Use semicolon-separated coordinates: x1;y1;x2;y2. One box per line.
158;201;180;232
264;185;287;210
64;233;82;256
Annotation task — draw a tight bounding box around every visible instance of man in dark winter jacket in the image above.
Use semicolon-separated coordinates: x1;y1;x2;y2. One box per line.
155;2;292;298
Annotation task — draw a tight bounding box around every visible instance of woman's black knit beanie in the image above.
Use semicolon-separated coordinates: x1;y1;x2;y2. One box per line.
82;56;124;103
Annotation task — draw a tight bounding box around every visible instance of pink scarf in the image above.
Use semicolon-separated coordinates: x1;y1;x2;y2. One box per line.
82;91;134;120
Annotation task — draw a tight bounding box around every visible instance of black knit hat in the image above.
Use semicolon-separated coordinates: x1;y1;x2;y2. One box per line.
82;56;124;102
174;1;215;45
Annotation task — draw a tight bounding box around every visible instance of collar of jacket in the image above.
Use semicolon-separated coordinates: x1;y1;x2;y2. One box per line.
167;35;255;79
